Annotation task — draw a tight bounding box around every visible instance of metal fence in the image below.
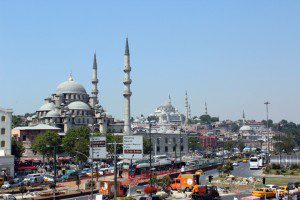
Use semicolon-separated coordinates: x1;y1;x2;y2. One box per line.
270;155;300;166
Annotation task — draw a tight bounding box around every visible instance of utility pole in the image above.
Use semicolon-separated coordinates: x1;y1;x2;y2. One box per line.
149;123;153;192
90;136;94;200
113;141;117;200
53;146;57;187
107;141;123;200
264;101;270;155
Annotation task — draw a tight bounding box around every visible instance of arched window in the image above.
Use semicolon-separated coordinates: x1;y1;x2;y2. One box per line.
1;116;5;122
78;118;81;123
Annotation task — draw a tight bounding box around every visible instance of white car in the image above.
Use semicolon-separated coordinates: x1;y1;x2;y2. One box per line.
232;162;239;166
265;184;277;191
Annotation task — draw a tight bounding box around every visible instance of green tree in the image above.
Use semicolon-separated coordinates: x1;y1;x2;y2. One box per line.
211;117;219;123
231;124;240;132
12;115;23;128
32;131;61;158
200;115;211;124
188;137;201;151
261;119;273;127
273;135;295;154
236;140;245;152
62;126;90;162
11;138;25;159
224;141;235;151
143;138;152;155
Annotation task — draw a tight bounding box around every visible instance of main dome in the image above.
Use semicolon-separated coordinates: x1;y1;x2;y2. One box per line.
56;75;87;95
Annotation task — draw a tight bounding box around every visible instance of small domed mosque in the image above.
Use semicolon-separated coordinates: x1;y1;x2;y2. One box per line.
30;52;118;133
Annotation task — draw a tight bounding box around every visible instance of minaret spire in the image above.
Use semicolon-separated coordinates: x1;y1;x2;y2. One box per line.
91;51;99;107
185;91;189;125
242;110;245;124
168;94;171;104
205;102;208;115
123;36;132;134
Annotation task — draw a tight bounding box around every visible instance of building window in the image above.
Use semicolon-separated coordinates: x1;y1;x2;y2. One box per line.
165;138;168;144
156;138;160;145
1;141;5;148
22;135;26;141
181;146;184;151
156;146;160;152
165;146;168;152
1;116;5;122
1;128;5;135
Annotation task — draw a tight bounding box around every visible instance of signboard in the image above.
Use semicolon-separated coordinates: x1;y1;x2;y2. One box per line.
90;136;107;159
123;135;143;159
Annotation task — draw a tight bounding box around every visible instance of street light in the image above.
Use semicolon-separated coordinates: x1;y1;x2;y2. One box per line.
46;145;58;188
76;137;94;200
264;101;270;156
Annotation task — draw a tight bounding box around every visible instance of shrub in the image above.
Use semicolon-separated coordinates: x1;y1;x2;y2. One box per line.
281;169;286;173
264;166;271;174
290;164;299;170
144;185;158;194
49;183;56;189
271;164;281;170
275;170;281;175
290;171;295;175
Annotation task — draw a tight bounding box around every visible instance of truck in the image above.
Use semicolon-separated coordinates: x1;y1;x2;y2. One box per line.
191;185;220;200
170;174;201;192
99;180;128;199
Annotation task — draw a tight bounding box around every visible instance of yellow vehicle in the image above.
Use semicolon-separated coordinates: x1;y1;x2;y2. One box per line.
275;186;288;196
242;159;247;163
252;188;276;198
0;177;4;187
195;170;205;175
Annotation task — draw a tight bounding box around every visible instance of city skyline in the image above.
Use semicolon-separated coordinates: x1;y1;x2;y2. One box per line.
1;1;300;123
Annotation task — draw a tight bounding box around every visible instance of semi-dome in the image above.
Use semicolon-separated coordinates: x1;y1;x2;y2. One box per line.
46;110;60;117
56;74;87;95
239;125;253;131
39;102;56;111
68;101;91;110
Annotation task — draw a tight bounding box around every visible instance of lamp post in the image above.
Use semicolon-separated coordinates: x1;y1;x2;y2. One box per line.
149;123;153;189
264;101;270;156
46;145;57;187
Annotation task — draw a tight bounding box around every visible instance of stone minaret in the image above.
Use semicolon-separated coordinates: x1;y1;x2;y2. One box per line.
90;51;99;108
242;110;245;124
205;102;208;115
123;37;132;134
185;91;189;125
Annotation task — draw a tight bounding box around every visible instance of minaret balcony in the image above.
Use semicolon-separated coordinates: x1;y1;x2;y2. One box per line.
123;79;132;85
124;67;131;72
123;91;132;97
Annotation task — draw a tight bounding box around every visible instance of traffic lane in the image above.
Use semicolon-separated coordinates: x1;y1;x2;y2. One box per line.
231;162;261;178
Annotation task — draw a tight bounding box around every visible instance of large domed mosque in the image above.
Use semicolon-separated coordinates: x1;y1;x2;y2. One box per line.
30;52;123;134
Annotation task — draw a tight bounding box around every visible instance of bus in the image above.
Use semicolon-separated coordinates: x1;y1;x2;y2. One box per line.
128;159;185;179
249;156;259;170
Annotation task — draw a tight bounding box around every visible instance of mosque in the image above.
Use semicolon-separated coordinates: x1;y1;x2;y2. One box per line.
29;38;132;134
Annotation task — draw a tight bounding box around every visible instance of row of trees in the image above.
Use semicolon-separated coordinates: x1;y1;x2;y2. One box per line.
31;126;152;162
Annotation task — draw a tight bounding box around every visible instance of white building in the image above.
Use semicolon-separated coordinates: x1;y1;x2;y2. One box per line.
151;96;185;125
0;107;14;178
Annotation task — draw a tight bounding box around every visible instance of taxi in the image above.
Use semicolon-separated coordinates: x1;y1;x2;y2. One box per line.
275;185;288;196
242;159;248;163
252;188;276;198
195;170;205;175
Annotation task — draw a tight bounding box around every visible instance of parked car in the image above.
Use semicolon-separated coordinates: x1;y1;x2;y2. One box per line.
0;194;16;200
265;184;277;191
23;174;44;185
232;162;239;166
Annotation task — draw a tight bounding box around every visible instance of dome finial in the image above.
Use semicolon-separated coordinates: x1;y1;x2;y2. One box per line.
69;71;73;81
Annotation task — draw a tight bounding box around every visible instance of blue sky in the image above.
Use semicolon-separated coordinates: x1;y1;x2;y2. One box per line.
0;1;300;122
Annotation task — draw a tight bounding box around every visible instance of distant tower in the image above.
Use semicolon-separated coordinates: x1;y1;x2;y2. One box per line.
188;104;192;119
205;102;208;115
185;91;189;125
90;51;99;108
123;36;132;135
242;110;246;124
168;94;171;104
